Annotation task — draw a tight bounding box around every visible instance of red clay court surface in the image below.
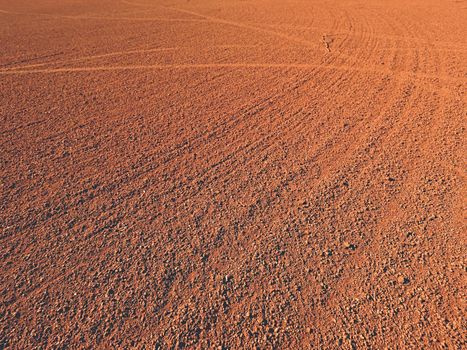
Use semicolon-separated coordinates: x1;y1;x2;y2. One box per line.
0;0;466;348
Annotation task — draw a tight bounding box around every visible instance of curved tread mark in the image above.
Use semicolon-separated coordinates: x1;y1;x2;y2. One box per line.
0;63;462;83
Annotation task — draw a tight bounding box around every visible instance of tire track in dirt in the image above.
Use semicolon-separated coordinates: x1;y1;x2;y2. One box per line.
0;7;208;23
0;62;461;83
0;4;458;85
163;5;323;50
0;2;352;76
121;0;466;50
1;45;258;71
248;21;467;50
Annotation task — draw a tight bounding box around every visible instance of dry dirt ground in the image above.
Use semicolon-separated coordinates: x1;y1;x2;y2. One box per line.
0;0;466;349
